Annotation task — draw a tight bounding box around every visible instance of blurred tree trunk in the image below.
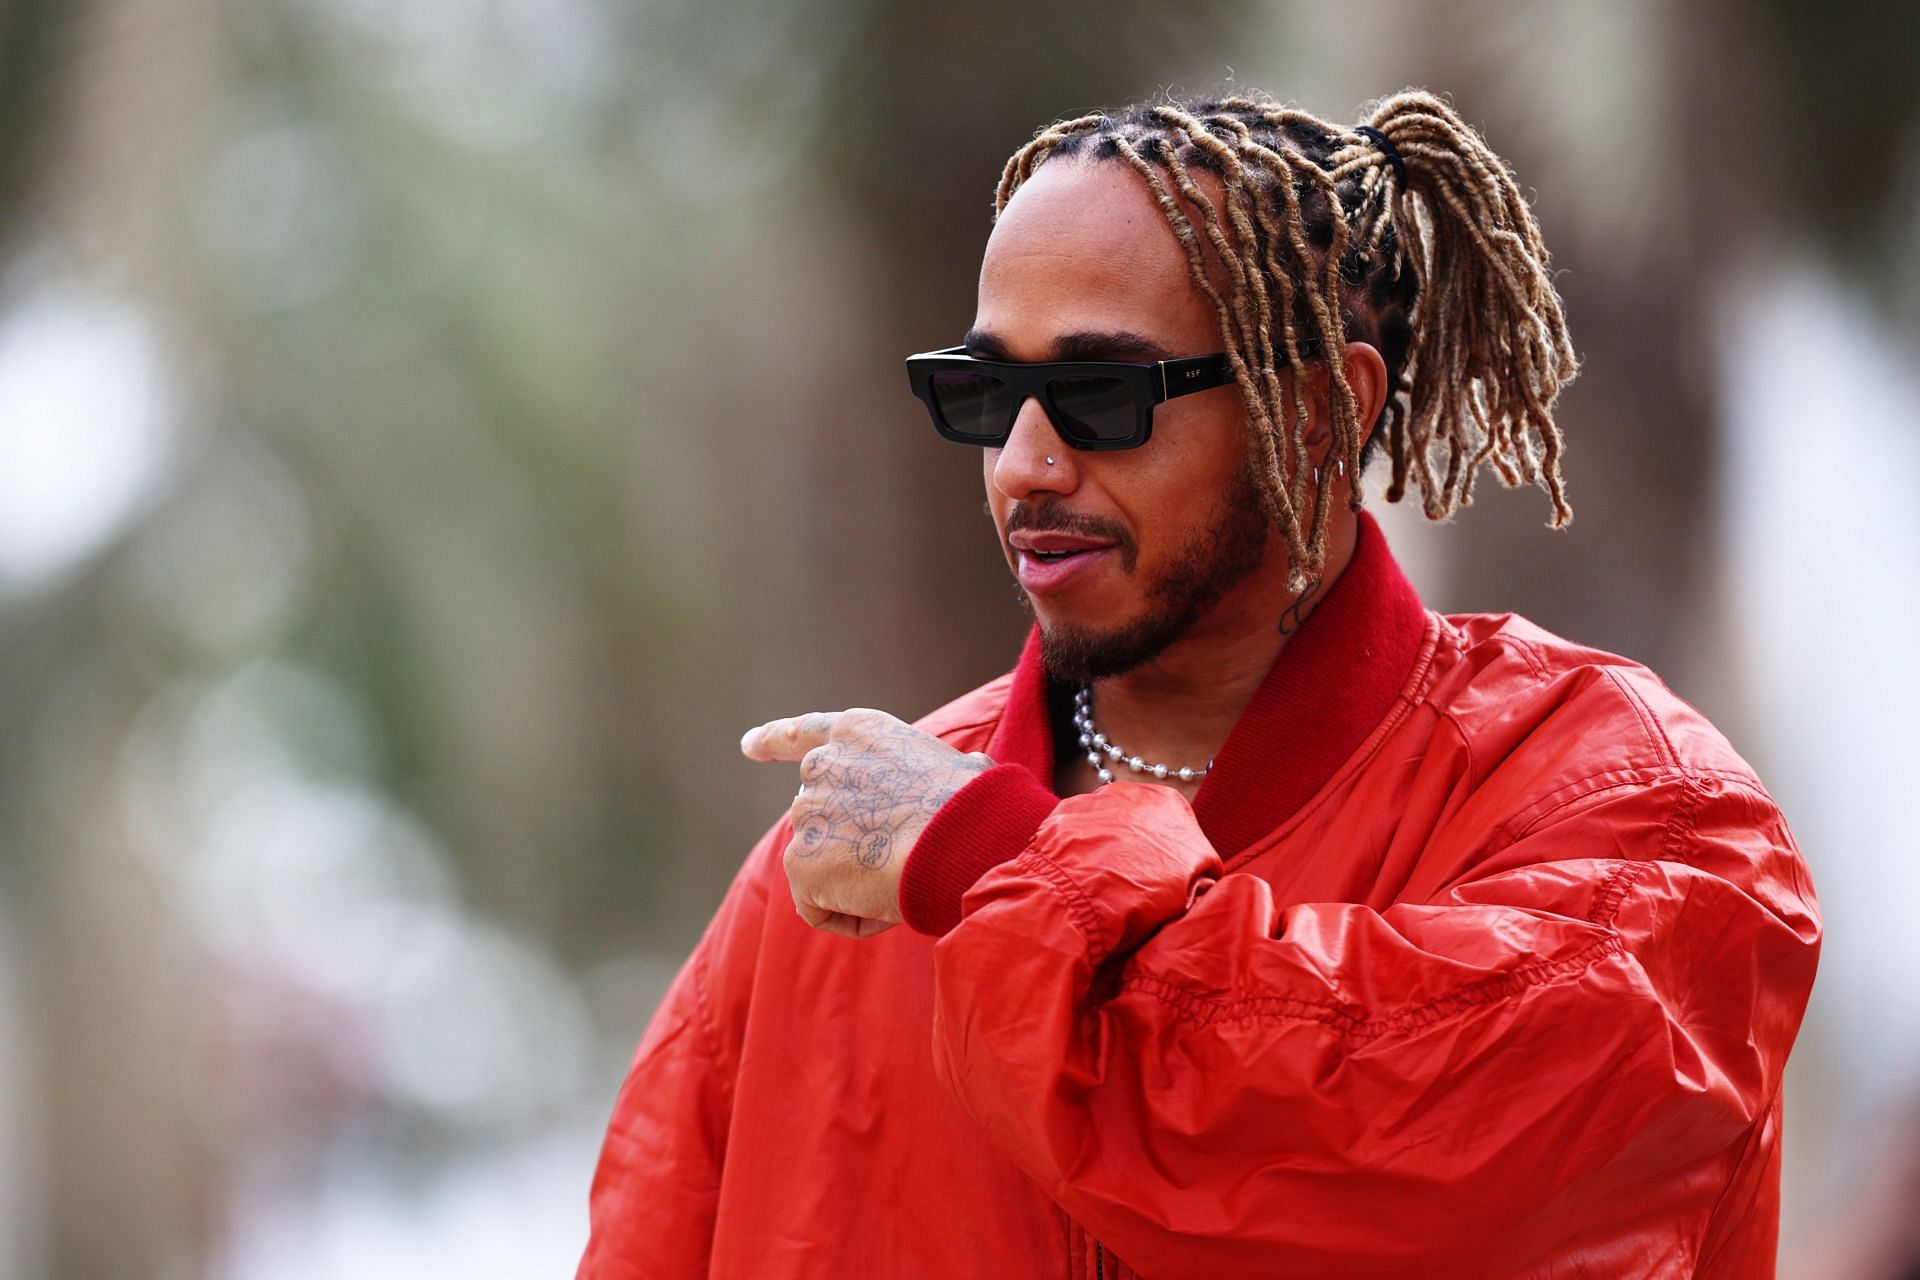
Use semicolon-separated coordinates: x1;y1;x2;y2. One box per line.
1400;0;1755;699
0;0;82;253
0;6;219;1275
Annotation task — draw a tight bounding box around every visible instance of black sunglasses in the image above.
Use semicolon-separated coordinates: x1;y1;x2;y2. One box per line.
905;345;1237;451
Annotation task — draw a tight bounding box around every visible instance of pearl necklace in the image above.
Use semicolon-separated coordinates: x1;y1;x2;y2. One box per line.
1071;685;1213;787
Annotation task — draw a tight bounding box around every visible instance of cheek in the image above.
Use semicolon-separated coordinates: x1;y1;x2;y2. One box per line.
1129;415;1250;541
1165;397;1252;486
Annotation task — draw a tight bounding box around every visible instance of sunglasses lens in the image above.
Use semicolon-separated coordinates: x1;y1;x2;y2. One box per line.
1047;375;1139;444
928;370;1013;442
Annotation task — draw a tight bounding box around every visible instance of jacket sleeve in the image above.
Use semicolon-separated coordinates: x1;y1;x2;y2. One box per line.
576;820;781;1280
921;773;1821;1278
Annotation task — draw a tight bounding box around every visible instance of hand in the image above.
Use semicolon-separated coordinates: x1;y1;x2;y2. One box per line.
741;708;994;938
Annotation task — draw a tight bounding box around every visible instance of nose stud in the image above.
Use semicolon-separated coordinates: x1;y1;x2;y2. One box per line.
1045;456;1056;466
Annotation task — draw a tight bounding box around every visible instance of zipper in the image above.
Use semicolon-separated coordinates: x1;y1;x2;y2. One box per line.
1068;1214;1113;1279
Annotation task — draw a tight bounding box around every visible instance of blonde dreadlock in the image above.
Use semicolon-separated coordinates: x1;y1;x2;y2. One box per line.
993;89;1578;589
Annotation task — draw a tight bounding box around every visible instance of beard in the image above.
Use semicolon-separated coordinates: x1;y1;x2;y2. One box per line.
1013;463;1274;685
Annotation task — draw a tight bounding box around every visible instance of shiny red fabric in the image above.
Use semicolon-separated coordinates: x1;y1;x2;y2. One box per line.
578;514;1820;1279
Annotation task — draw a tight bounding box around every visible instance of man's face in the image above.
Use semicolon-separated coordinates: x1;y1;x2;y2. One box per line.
971;157;1285;684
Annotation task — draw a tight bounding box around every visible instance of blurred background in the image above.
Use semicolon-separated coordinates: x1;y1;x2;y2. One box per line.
0;0;1915;1275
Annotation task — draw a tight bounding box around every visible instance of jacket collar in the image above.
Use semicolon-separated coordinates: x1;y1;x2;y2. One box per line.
985;509;1430;858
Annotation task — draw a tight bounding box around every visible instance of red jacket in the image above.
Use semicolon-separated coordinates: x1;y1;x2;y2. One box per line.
578;514;1820;1279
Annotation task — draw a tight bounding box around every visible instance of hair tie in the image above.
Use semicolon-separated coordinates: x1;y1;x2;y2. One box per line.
1354;125;1406;186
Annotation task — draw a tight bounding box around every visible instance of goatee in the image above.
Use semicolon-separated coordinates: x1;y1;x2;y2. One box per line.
1015;463;1274;685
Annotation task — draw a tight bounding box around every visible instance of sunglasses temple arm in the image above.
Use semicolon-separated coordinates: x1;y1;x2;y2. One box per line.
1158;354;1235;401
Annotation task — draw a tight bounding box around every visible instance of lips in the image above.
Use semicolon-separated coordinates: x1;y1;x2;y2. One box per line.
1010;532;1119;596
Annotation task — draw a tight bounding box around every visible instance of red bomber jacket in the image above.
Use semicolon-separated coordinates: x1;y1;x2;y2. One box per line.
578;512;1820;1280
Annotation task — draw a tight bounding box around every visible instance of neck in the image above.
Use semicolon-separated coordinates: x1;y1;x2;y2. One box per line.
1085;510;1359;774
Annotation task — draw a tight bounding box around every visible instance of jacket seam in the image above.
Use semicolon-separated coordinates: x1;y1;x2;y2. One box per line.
1655;772;1705;868
932;714;1002;744
1600;665;1680;768
1499;765;1752;846
1121;855;1657;1040
1119;927;1632;1041
1432;706;1478;787
1497;770;1681;846
1014;848;1112;967
688;944;734;1112
1587;857;1658;926
1505;631;1555;685
1692;1085;1781;1271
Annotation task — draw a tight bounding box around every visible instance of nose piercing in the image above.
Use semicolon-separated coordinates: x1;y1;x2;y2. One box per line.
1045;456;1056;465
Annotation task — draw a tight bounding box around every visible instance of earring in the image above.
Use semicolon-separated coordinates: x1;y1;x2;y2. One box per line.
1312;466;1320;485
1336;458;1347;478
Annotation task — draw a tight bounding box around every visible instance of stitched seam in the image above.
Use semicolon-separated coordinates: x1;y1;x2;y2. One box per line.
1693;1087;1781;1269
688;944;734;1111
1505;632;1554;684
1600;666;1679;768
1121;931;1628;1040
1657;773;1705;868
1126;856;1656;1039
1015;848;1111;966
1433;706;1478;785
1499;765;1754;845
1587;858;1657;926
932;714;1001;742
1498;769;1682;844
1403;610;1448;700
1501;766;1716;854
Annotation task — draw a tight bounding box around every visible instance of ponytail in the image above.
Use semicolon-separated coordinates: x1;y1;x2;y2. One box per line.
1332;91;1577;525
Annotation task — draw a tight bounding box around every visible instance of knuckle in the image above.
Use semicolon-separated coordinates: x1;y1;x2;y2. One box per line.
800;744;833;781
835;707;885;738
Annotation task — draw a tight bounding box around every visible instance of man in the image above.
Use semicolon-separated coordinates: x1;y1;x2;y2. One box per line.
578;90;1819;1279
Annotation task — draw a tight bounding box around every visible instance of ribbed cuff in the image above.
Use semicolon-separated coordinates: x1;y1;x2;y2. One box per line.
899;763;1058;937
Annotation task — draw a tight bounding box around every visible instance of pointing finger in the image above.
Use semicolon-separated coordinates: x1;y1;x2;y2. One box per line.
741;711;841;762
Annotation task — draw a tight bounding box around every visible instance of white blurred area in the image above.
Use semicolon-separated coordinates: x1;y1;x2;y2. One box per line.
0;273;638;1275
0;275;178;598
1716;258;1920;1275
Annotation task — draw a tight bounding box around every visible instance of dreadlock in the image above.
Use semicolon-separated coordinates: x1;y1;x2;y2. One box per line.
994;89;1578;589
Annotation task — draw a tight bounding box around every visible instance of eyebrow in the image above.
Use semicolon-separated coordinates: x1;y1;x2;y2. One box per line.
962;327;1176;363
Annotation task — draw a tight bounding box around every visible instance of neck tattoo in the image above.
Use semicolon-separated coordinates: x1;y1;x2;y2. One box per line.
1278;576;1323;636
1072;685;1213;787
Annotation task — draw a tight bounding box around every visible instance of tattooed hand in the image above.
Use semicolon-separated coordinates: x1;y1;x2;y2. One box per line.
740;708;994;939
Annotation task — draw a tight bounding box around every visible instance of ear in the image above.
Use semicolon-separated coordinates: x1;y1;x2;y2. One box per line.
1339;341;1390;445
1299;342;1390;464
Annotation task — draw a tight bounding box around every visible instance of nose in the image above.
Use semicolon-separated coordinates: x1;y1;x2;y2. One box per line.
988;394;1077;502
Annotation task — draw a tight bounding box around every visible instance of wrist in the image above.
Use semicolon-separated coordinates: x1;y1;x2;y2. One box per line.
898;763;1057;936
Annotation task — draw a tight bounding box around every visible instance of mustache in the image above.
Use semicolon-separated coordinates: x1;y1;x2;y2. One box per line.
1002;499;1138;571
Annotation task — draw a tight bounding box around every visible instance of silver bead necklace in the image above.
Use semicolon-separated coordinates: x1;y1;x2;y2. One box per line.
1072;685;1212;786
